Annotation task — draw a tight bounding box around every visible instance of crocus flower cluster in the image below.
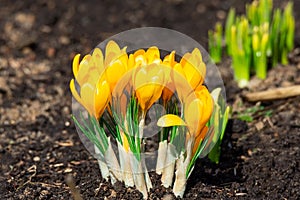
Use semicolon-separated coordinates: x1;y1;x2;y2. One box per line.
70;40;217;198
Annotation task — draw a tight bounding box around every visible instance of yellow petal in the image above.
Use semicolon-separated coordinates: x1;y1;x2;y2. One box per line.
128;54;135;71
194;86;213;127
92;48;104;74
192;126;208;156
171;63;193;103
95;77;111;118
130;49;146;68
160;63;173;103
80;83;96;117
173;63;185;77
180;52;191;67
75;49;107;88
72;54;81;78
157;114;187;127
133;49;146;57
134;64;166;110
121;132;130;152
189;62;206;89
104;52;115;66
76;55;92;86
136;84;164;110
119;48;129;68
70;79;84;106
105;60;127;91
107;49;128;67
191;48;203;63
145;46;160;64
70;79;97;118
180;48;206;89
134;64;165;90
135;54;147;67
184;86;213;136
162;82;175;103
163;51;176;67
104;41;128;70
105;40;121;63
185;97;203;134
181;62;202;89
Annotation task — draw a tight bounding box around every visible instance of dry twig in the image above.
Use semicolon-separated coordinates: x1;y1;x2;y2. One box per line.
244;85;300;102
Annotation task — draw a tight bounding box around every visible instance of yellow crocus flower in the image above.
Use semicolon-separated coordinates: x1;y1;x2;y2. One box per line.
162;51;177;103
128;46;162;70
127;46;169;111
104;41;128;92
70;80;95;117
180;48;206;90
184;85;213;137
186;86;213;158
134;64;165;111
165;48;206;104
70;48;110;119
145;46;161;64
73;48;105;87
157;85;213;156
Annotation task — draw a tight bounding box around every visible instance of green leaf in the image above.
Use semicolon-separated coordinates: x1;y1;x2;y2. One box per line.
225;8;236;55
284;2;295;52
72;113;108;157
207;88;230;164
208;22;223;63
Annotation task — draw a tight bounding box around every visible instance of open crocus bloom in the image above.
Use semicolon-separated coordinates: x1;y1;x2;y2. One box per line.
70;40;217;199
70;48;110;119
104;41;128;91
134;64;166;111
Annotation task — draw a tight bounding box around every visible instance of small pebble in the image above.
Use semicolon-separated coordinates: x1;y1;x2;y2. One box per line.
65;121;70;127
59;36;70;45
33;156;40;162
216;10;226;19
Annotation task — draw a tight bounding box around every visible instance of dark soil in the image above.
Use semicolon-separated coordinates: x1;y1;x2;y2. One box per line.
1;0;300;199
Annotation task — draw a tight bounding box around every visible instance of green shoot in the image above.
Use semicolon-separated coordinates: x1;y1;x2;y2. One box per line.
225;8;236;55
230;17;252;87
125;97;142;161
207;88;230;164
270;9;281;67
72;113;108;157
252;23;269;79
208;22;223;63
280;2;295;65
236;103;272;122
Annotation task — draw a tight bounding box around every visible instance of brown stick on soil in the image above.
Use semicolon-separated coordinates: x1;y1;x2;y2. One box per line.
244;85;300;102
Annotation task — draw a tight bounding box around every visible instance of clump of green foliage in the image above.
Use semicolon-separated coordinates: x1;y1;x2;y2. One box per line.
208;0;295;88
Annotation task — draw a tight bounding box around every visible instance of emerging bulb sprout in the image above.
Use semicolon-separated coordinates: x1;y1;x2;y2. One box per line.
208;0;295;88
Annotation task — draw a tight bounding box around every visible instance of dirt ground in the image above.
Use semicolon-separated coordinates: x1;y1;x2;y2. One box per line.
0;0;300;199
